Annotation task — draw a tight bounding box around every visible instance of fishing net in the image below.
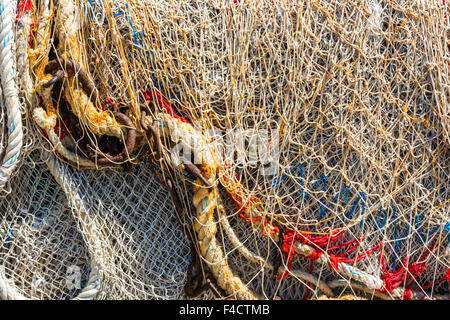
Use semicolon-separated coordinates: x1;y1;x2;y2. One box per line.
0;0;191;300
0;0;448;300
0;150;99;300
46;152;193;300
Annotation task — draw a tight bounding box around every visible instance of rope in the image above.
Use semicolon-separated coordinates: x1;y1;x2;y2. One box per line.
15;0;33;103
0;154;102;300
53;0;122;138
32;106;103;169
216;201;334;298
6;0;447;300
293;241;430;300
0;0;24;191
28;0;126;169
156;113;258;300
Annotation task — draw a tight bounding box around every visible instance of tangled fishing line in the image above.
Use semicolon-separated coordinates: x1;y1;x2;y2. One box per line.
0;0;448;300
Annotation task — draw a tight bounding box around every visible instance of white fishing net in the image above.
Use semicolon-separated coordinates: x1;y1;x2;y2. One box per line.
0;0;448;300
47;152;192;300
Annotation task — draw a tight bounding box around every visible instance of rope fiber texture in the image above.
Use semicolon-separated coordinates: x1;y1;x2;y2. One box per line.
0;0;448;300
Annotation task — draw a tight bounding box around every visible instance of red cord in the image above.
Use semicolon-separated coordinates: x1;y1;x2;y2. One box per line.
17;0;33;20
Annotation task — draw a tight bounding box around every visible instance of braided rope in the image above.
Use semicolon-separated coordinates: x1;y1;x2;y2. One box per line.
0;0;23;191
32;106;101;168
0;155;102;300
15;0;33;104
8;0;445;300
327;279;395;300
28;0;122;169
53;0;122;138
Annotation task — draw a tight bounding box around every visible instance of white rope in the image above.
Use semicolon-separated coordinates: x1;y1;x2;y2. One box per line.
327;279;429;300
0;0;23;192
15;2;33;104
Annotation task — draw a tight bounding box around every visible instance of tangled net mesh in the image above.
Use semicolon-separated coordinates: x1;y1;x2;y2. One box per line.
0;150;93;300
0;0;448;300
50;154;192;299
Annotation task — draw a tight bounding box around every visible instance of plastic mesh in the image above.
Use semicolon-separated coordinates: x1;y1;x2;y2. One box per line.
2;0;449;300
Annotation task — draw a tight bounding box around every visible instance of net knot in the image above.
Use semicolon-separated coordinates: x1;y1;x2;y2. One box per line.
328;255;346;274
379;254;408;295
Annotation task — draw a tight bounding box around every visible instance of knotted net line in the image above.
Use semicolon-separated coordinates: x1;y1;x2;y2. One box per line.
1;0;449;299
0;0;192;300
